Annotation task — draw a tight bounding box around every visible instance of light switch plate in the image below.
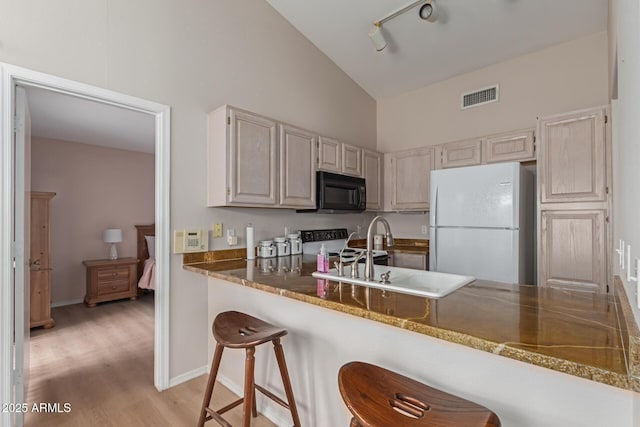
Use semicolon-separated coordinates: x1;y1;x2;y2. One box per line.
213;223;223;238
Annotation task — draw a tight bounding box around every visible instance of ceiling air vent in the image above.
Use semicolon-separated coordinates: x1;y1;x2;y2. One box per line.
461;85;499;110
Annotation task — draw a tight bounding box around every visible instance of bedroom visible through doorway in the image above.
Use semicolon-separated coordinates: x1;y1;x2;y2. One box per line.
0;62;171;427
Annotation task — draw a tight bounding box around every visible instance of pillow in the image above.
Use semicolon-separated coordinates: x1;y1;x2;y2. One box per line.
145;236;156;258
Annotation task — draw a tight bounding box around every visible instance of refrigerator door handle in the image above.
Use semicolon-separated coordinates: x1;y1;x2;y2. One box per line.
433;186;438;227
432;227;437;270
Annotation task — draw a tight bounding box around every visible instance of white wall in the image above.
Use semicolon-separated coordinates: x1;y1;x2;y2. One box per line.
30;137;155;305
0;0;376;378
208;278;637;427
610;0;640;327
377;31;609;153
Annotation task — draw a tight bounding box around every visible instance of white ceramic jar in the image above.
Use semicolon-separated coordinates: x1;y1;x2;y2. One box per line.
274;236;290;257
257;240;276;258
288;233;302;255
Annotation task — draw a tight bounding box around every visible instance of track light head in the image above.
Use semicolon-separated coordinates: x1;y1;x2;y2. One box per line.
368;24;387;52
419;1;438;22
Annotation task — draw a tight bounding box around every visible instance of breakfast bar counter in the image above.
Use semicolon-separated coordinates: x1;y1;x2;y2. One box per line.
184;255;639;393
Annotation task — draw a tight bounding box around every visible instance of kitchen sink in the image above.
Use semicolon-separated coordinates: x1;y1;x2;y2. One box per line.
312;264;475;299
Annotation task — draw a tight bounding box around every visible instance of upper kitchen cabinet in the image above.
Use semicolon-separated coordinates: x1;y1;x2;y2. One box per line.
317;136;341;173
439;138;483;169
342;143;363;176
484;128;535;163
388;147;434;211
363;149;383;211
318;137;363;177
279;124;317;208
208;105;278;207
538;107;608;204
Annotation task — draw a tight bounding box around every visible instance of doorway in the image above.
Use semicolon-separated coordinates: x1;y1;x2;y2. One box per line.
0;63;171;427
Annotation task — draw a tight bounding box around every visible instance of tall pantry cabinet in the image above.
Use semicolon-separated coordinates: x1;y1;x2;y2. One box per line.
537;106;611;293
30;192;55;328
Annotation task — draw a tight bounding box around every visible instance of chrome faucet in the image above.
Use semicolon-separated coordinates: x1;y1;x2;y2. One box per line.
364;216;394;281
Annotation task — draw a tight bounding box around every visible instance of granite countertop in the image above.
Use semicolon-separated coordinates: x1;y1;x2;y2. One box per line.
185;253;640;392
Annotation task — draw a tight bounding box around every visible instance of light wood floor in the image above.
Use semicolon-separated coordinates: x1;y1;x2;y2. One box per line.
26;295;276;427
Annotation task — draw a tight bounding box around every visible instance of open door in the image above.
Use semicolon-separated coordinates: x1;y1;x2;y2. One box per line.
13;86;31;427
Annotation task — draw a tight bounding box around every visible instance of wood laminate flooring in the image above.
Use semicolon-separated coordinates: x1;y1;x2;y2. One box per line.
26;295;276;426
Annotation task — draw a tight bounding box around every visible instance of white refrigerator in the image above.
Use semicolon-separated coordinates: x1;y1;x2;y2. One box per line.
429;162;535;284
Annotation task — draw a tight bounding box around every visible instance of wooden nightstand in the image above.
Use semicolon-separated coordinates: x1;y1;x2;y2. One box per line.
82;258;138;307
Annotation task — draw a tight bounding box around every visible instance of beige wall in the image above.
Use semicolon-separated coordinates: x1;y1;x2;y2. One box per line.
378;31;609;238
0;0;377;378
377;31;609;152
30;137;154;305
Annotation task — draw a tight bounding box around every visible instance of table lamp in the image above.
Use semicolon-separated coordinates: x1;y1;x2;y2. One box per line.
103;228;122;260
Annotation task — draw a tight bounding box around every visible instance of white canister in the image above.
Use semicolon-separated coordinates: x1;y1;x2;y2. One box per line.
274;236;290;257
257;240;276;258
374;234;384;250
288;233;302;255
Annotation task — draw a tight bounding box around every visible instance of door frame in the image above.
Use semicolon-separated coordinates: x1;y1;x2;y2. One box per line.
0;63;171;425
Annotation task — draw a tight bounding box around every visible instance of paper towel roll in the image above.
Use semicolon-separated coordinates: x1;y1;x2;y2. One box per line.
246;224;255;260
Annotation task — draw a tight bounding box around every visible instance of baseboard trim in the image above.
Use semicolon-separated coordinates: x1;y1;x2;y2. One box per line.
51;298;84;308
168;365;208;388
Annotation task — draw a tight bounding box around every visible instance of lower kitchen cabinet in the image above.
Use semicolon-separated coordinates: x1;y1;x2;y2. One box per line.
538;210;607;293
388;252;428;270
83;258;138;307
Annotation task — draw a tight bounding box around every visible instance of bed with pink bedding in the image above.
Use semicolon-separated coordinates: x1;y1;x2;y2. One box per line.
135;224;156;291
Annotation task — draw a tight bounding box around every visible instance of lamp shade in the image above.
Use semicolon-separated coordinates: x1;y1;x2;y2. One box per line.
103;228;122;243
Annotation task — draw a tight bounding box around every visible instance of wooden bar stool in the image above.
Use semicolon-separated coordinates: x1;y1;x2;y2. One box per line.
339;361;501;427
198;311;301;427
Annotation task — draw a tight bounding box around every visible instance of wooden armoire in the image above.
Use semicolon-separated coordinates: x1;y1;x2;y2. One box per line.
30;192;55;329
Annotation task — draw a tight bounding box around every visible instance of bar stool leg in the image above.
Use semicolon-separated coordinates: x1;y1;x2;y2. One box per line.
198;342;225;427
252;385;258;418
272;338;301;427
243;347;256;427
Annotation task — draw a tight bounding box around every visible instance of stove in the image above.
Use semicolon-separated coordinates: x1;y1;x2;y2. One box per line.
299;228;388;265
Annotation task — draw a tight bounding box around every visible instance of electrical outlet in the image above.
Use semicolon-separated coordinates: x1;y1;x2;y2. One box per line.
421;225;428;235
213;223;223;238
356;225;362;236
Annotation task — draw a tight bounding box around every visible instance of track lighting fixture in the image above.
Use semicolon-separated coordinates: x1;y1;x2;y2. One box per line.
368;0;438;52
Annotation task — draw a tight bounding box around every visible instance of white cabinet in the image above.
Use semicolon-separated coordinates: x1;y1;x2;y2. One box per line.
207;105;315;209
538;108;608;203
318;138;363;177
537;106;611;293
440;138;483;169
207;106;278;207
484;129;535;163
389;252;428;270
363;149;383;211
342;143;363;176
539;210;606;292
279;124;316;208
317;136;341;173
388;147;435;211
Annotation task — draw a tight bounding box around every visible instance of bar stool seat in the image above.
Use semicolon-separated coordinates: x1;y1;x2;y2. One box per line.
339;361;501;427
198;311;301;427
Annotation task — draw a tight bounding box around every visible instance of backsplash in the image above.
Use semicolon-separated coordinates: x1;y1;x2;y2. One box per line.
381;212;430;239
204;207;377;250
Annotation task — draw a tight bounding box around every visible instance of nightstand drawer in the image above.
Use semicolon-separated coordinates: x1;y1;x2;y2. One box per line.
97;267;130;282
96;280;130;296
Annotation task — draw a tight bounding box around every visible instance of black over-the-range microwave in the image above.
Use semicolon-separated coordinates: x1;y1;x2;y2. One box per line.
298;171;366;213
